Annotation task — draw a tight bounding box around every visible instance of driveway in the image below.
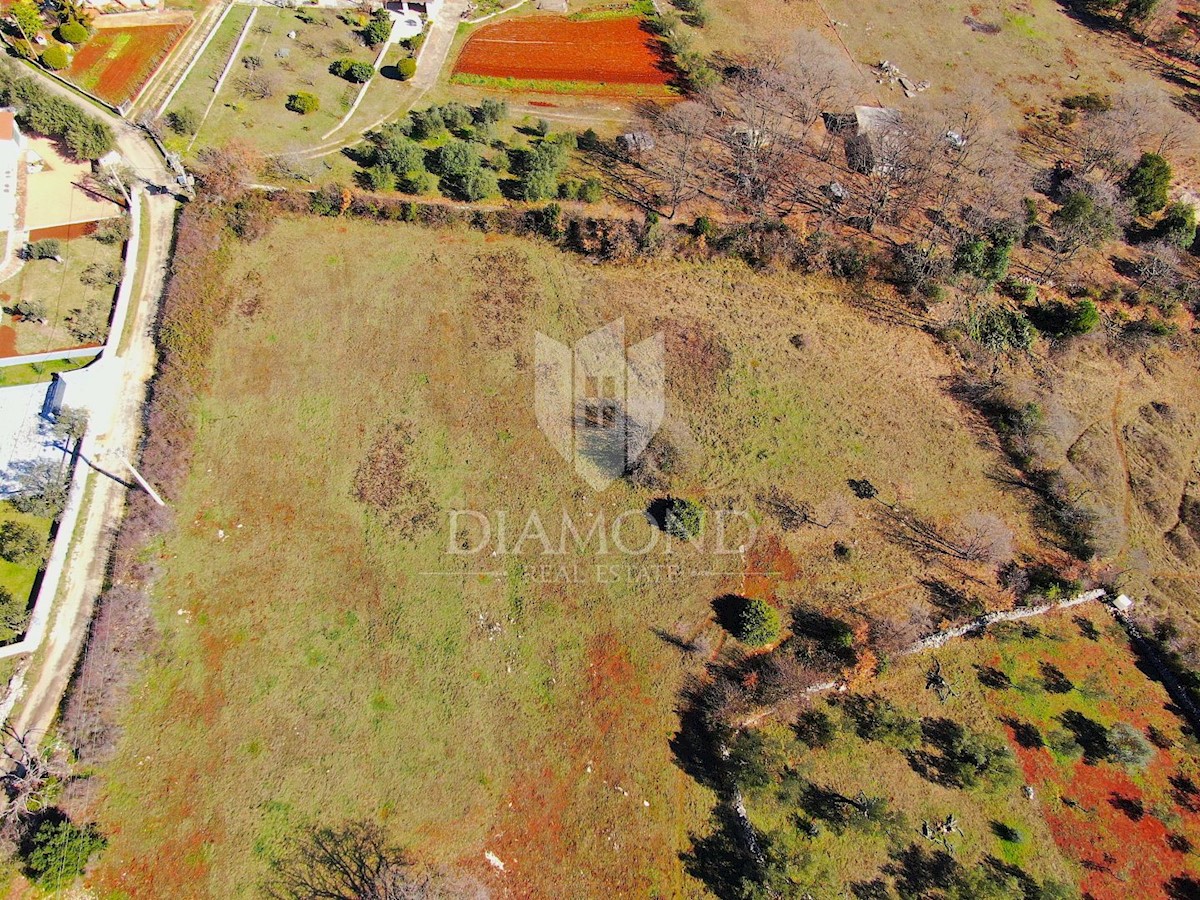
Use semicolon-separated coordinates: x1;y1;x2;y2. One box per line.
0;382;68;495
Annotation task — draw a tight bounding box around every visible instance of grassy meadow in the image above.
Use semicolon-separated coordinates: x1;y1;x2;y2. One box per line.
168;6;402;158
0;502;50;634
0;236;122;356
88;215;1043;897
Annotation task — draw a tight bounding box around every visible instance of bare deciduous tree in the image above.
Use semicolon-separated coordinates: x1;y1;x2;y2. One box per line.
0;726;69;828
265;821;486;900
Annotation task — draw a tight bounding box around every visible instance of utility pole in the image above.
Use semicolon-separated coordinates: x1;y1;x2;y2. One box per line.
121;457;165;506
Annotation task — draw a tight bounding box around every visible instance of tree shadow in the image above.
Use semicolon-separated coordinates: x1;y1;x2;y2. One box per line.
1109;792;1145;821
975;664;1013;690
1002;716;1044;749
1058;709;1109;763
679;805;761;900
712;594;748;634
921;577;985;620
1040;661;1074;694
885;842;958;897
1073;614;1101;641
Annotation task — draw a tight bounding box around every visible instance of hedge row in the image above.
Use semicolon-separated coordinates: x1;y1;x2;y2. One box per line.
60;203;233;762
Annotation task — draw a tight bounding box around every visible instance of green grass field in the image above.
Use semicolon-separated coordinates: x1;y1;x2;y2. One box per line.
0;502;51;639
89;214;1042;897
0;355;95;388
169;7;381;157
0;236;123;357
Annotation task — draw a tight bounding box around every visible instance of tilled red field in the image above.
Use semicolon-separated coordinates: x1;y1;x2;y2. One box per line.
67;23;188;106
454;16;672;87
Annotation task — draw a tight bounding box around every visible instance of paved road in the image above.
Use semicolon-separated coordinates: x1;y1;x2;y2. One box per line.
5;80;176;745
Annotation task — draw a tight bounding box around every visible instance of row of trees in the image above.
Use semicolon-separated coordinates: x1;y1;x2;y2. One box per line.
0;62;114;159
356;101;599;203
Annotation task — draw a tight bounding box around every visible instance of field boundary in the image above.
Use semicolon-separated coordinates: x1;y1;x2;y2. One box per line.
188;6;258;151
0;347;102;369
154;1;236;118
124;20;196;112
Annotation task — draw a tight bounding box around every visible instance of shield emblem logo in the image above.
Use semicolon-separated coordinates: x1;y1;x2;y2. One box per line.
535;320;664;490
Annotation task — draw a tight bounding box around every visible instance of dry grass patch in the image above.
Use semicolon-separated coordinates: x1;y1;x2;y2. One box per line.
88;215;1041;897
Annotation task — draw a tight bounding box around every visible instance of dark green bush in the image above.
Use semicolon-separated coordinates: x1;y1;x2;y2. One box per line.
56;20;89;44
166;106;200;135
40;43;70;70
662;497;703;540
0;520;42;563
1107;722;1153;768
737;597;781;646
330;58;374;83
362;8;392;45
286;92;320;114
24;819;106;890
26;238;61;259
1124;152;1171;216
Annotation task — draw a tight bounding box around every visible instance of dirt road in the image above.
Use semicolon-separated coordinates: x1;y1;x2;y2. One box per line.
6;92;176;743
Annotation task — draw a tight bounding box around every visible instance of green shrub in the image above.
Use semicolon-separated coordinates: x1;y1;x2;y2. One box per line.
286;92;320;115
0;586;29;635
166;106;200;135
363;165;396;192
967;304;1034;353
10;0;43;40
13;298;47;321
458;168;498;202
26;238;61;260
396;57;417;80
794;708;837;749
474;97;506;126
436;139;480;177
1157;201;1197;249
829;241;870;279
843;694;920;749
1107;722;1153;768
0;521;43;563
953;233;1013;284
999;275;1037;303
662;497;703;540
579;178;603;203
693;215;718;239
362;8;392;45
410;106;445;140
1062;92;1111;112
24;819;106;890
439;101;472;132
56;20;89;44
330;58;374;83
91;216;129;245
1068;298;1100;335
737;597;781;646
1124;152;1172;216
40;43;70;70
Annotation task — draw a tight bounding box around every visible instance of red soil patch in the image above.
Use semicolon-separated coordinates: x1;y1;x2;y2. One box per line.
0;325;15;358
1009;731;1194;898
29;220;100;242
67;23;188;106
742;532;799;601
454;17;672;88
483;633;666;897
